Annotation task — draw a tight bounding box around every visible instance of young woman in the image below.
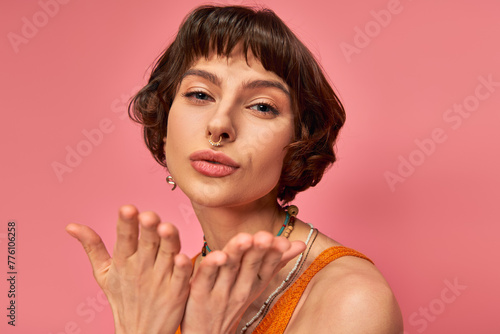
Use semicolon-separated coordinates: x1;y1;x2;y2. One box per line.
66;5;403;334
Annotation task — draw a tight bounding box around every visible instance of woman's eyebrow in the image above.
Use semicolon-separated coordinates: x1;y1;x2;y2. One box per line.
243;80;290;97
181;69;221;86
181;68;290;97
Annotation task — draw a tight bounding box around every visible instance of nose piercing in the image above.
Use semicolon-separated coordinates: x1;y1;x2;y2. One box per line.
208;134;223;147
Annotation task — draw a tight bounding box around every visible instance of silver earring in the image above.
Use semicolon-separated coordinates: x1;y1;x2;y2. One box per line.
166;175;176;191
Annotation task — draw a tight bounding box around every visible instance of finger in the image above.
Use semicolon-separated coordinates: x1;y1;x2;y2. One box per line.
280;240;306;265
136;211;162;266
168;253;192;298
257;237;305;281
65;223;112;279
212;233;253;292
113;205;140;260
190;251;227;294
233;231;273;291
153;222;182;272
253;236;289;282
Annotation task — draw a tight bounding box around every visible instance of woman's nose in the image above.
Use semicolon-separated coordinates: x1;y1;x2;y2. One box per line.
206;103;236;147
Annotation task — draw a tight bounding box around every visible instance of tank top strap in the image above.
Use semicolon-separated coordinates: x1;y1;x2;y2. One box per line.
253;246;373;334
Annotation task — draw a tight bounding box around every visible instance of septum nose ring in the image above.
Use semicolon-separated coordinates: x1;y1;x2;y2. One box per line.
208;134;223;147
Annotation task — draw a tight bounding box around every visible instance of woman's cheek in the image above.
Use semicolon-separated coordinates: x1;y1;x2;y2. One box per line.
164;113;185;169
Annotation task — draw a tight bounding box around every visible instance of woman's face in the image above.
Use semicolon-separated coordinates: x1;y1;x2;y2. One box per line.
165;47;294;208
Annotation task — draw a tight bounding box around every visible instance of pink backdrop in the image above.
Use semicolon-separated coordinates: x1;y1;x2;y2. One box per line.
1;0;499;333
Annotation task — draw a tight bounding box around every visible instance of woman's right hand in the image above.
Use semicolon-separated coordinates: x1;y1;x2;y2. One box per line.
65;205;192;334
181;232;306;334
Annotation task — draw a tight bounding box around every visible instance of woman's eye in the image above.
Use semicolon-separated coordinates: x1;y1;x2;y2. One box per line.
193;92;209;100
182;91;212;102
250;103;279;115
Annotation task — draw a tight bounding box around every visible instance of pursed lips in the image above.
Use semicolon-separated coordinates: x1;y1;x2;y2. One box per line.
189;149;239;177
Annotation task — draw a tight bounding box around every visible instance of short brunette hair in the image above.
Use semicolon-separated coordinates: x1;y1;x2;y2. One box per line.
129;5;345;203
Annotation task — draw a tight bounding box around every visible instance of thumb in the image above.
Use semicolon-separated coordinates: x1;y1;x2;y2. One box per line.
66;223;112;277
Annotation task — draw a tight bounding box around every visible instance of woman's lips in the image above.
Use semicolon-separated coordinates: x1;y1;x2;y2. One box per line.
189;150;240;177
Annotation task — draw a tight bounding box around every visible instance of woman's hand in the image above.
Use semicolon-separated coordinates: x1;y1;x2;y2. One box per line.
181;232;306;334
66;205;192;334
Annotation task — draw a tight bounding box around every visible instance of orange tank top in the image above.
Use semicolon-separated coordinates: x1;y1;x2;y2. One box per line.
175;246;372;334
253;246;372;333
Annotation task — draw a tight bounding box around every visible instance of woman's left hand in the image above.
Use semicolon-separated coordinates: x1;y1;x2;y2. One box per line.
180;232;306;334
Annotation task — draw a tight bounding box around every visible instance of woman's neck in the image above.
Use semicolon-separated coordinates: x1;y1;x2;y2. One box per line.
192;197;286;252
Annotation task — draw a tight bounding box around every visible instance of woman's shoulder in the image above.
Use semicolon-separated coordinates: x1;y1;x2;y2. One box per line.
287;232;403;333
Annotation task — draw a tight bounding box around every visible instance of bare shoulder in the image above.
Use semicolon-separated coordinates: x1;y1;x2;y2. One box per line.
287;249;403;334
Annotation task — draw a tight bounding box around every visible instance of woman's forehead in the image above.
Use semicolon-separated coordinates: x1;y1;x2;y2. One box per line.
186;48;288;89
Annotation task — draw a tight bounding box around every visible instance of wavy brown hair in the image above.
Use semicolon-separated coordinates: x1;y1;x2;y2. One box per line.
129;5;345;203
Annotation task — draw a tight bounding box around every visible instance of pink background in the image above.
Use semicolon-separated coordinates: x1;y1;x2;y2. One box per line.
1;0;499;333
